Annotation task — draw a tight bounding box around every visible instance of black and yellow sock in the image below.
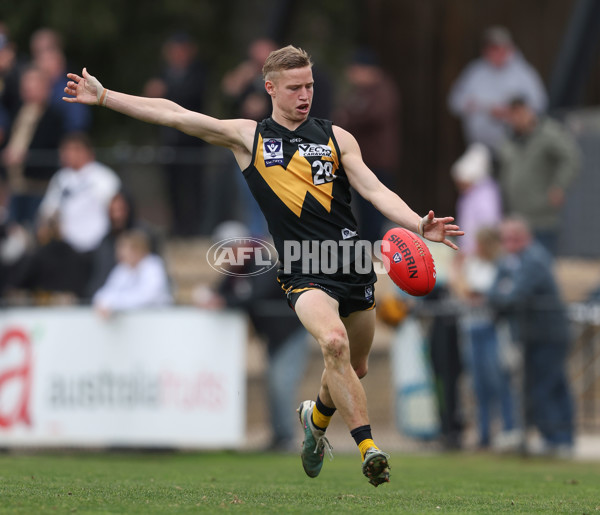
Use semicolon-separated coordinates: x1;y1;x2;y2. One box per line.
311;395;336;431
350;424;379;460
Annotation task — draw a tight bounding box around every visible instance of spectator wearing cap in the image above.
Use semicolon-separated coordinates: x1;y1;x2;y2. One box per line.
451;143;502;256
448;26;547;153
498;97;580;255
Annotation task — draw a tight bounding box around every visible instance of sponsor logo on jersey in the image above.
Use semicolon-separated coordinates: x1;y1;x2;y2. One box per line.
298;143;333;158
341;228;357;240
365;285;374;301
263;138;284;167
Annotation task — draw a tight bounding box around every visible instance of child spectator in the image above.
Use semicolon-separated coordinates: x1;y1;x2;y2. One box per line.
93;229;172;318
86;189;158;299
451;226;520;450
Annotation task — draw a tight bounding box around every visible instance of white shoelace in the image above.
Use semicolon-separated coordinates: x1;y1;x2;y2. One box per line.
315;434;334;461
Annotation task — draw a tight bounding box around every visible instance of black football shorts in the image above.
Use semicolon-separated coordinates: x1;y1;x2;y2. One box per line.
279;274;376;317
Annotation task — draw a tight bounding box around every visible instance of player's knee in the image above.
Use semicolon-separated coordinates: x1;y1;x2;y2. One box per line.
320;328;349;364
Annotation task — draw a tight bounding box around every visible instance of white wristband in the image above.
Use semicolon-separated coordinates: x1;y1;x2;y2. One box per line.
417;217;426;237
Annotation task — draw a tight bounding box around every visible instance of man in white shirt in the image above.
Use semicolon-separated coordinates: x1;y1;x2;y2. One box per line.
38;133;121;252
448;26;547;153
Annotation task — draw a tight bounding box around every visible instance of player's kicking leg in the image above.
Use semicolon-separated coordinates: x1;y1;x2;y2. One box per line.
294;289;390;485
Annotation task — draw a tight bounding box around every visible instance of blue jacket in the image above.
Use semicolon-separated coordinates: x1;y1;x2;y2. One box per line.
488;241;569;344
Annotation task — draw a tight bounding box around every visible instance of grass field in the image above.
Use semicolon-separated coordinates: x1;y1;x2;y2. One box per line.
0;451;599;513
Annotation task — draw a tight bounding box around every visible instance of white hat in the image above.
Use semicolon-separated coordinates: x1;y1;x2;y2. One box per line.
451;143;491;184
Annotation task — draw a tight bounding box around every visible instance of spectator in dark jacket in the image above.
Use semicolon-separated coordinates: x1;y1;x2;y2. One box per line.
488;217;574;456
143;32;208;236
0;23;20;146
498;97;580;255
334;49;400;242
7;215;90;302
2;66;63;225
30;28;91;133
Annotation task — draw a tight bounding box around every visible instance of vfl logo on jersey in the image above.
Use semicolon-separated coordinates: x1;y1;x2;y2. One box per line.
365;285;374;302
298;143;333;158
393;252;402;264
263;138;284;167
341;228;357;240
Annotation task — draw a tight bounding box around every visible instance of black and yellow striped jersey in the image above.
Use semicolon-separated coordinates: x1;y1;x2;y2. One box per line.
242;116;376;284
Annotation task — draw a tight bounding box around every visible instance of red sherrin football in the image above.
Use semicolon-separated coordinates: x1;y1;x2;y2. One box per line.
381;227;436;296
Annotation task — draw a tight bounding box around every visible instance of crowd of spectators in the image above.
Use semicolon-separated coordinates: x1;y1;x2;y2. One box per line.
432;25;581;456
0;22;594;456
0;26;167;312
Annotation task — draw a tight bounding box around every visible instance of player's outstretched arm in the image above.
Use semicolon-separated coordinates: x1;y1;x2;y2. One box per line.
63;68;254;152
334;126;463;250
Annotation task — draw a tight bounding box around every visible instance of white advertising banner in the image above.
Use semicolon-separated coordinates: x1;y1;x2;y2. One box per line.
0;307;247;448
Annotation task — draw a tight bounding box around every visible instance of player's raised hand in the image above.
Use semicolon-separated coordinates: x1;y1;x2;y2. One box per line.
419;210;464;250
63;68;108;106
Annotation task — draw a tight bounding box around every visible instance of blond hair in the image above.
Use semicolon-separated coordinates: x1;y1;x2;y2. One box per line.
117;229;150;256
262;45;312;81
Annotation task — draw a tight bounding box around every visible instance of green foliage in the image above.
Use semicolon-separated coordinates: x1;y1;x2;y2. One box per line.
0;452;599;513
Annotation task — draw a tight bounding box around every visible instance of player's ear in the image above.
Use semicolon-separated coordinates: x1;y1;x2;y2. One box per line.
265;79;275;97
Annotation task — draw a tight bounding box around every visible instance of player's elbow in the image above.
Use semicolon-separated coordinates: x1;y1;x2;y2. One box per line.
354;363;368;379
